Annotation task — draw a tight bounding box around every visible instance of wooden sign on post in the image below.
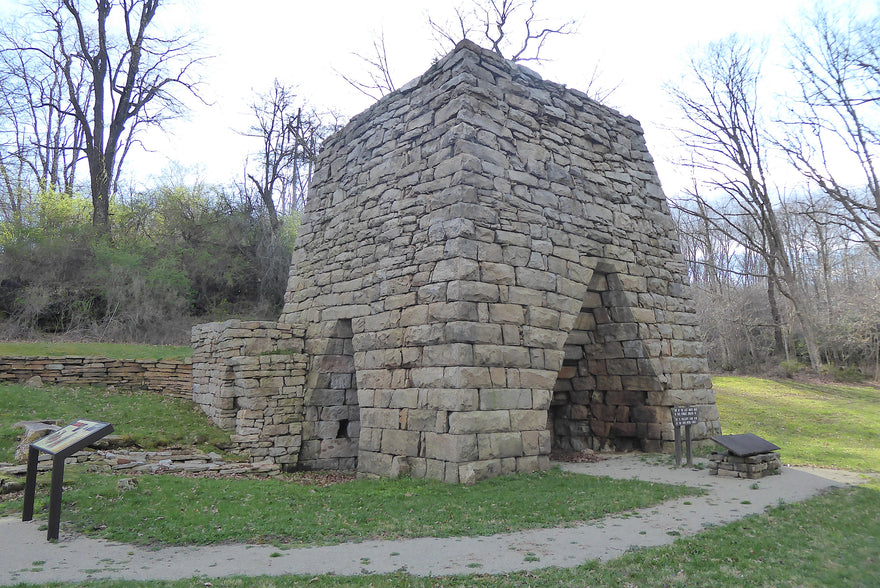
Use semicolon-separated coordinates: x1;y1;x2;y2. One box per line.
671;406;698;468
23;419;114;541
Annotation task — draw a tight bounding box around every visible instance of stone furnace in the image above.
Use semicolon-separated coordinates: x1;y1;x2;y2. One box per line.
192;40;721;483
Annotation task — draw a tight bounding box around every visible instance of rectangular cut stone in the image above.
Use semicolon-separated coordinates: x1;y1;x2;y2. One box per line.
447;281;500;302
443;366;492;388
423;343;474;366
361;408;400;430
479;388;533;410
425;432;478;461
473;345;531;367
478;432;523;459
418;388;479;411
449;410;510;434
445;322;503;344
358;451;393;476
381;429;421;456
509;409;548;430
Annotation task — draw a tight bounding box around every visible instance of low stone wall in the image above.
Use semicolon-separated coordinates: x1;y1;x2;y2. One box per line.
191;320;308;468
0;355;192;398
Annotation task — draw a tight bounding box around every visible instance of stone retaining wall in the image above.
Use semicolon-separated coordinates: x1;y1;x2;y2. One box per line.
0;355;192;398
191;320;308;468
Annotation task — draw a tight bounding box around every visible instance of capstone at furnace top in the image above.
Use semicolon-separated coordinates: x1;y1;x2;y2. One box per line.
194;40;721;483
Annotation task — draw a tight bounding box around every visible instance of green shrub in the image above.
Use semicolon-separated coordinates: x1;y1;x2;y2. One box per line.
832;365;866;383
779;360;802;378
0;184;297;343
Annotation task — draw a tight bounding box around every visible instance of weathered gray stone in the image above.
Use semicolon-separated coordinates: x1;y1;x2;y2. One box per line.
191;39;719;482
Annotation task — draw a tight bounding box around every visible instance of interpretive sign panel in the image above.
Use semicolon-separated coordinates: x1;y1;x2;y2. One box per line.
671;405;699;427
32;420;109;455
671;406;698;467
23;419;113;541
711;433;780;457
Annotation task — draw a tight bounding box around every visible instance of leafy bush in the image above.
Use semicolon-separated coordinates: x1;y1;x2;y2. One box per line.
0;185;297;343
779;360;802;378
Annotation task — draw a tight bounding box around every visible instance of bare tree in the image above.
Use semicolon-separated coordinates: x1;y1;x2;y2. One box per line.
242;80;338;230
337;31;398;100
340;1;580;102
779;5;880;259
429;0;577;63
0;19;87;208
3;0;205;234
669;35;822;369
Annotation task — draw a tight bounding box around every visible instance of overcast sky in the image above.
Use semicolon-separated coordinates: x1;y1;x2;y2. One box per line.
116;0;822;195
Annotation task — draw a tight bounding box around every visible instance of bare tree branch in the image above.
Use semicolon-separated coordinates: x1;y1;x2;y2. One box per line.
336;30;398;100
1;0;208;234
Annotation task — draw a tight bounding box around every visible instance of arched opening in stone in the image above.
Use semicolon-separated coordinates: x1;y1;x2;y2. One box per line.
300;318;360;470
550;271;662;454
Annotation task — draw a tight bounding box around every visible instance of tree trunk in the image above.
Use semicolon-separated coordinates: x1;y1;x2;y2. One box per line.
90;155;112;234
766;271;785;357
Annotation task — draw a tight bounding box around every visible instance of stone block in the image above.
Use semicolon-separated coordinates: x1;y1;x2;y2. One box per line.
358;450;393;476
410;367;445;388
448;410;510;433
516;267;556;291
319;438;358;458
443;366;492;388
459;459;504;485
432;258;480;282
361;408;400;430
445;322;503;344
381;429;421;456
480;262;516;285
509;409;548;430
479;388;533;410
423;343;474;366
425;432;478;461
419;388;479;411
517;368;557;389
406;409;440;431
447;281;500;302
473;344;531;367
478;432;523;460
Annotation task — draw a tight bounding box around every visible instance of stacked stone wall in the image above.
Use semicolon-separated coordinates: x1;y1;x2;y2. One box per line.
276;40;721;482
0;356;191;398
191;320;307;467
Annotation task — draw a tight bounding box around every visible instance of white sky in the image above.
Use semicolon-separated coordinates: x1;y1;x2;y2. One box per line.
122;0;818;195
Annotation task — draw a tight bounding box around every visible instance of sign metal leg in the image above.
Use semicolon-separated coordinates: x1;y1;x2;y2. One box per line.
22;447;39;522
674;425;682;467
46;456;65;541
685;424;693;468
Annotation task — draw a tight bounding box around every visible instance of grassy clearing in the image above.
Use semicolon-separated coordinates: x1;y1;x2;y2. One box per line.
0;383;229;462
4;375;879;586
10;483;880;587
1;468;698;546
713;376;880;471
0;341;192;360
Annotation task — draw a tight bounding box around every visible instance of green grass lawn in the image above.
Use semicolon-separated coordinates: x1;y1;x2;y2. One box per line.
713;376;880;471
0;341;192;360
8;483;880;587
0;383;229;462
2;374;879;586
3;468;697;546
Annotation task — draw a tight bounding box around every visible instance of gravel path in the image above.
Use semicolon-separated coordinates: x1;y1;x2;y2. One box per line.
0;455;860;585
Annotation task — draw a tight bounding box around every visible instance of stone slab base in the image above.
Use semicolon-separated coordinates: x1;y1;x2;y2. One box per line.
708;451;781;479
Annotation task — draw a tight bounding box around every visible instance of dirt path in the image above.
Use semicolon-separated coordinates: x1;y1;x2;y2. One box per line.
0;455;860;585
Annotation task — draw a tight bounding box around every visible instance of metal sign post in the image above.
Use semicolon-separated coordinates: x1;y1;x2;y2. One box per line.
22;419;114;541
671;406;698;468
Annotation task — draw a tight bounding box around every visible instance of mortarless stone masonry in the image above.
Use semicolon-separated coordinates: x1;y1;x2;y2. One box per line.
192;40;721;481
